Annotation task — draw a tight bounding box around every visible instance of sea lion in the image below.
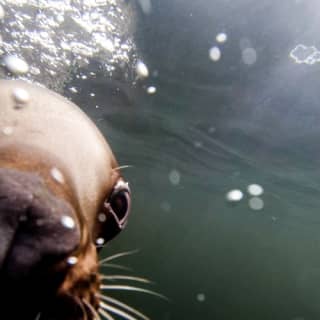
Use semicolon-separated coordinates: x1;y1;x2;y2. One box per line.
0;79;131;319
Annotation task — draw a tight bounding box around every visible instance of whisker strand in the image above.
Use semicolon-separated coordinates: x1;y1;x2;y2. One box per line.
100;301;138;320
100;285;168;301
99;294;150;320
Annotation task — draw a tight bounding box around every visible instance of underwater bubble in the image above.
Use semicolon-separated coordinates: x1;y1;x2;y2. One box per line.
194;141;203;148
216;32;227;43
0;5;5;20
61;215;75;230
69;87;78;93
12;88;30;105
137;0;152;14
208;126;216;134
96;237;105;246
3;55;29;75
136;60;149;78
90;92;96;97
50;167;65;184
2;126;14;136
98;212;107;222
196;293;206;302
249;197;264;210
169;169;181;186
161;201;171;212
97;37;114;52
67;256;78;265
247;184;264;196
242;47;257;65
226;189;243;202
209;46;221;61
147;86;157;94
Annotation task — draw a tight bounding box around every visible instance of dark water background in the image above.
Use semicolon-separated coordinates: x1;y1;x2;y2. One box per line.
68;1;320;319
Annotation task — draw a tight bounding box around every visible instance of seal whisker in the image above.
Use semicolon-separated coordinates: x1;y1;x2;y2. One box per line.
99;308;116;320
100;263;133;271
98;294;150;320
112;165;133;172
99;249;140;265
100;285;169;301
83;299;101;320
100;275;152;284
100;301;138;320
75;296;89;320
34;312;41;320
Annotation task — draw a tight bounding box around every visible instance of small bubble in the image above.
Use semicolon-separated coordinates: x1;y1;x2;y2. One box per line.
226;189;243;202
147;86;157;94
90;92;96;97
99;38;114;52
69;87;78;93
194;141;203;148
169;170;181;186
242;47;257;65
216;32;227;43
12;88;30;105
67;256;78;265
249;197;264;210
247;184;264;196
61;215;75;229
161;201;171;212
137;0;152;14
209;46;221;61
50;167;65;184
208;126;216;134
196;293;206;302
136;60;149;78
3;55;29;75
0;5;5;20
98;213;107;222
2;126;14;136
56;15;64;23
96;238;105;246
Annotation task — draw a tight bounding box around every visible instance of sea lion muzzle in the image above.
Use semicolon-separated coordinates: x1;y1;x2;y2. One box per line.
0;79;132;319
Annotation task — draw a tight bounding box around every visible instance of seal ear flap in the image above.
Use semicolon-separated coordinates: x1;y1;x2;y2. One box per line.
0;168;80;280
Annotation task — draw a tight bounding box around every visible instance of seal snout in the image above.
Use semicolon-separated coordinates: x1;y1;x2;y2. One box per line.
0;167;80;282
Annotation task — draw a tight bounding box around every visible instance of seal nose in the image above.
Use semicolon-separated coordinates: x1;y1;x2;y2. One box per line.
0;168;80;280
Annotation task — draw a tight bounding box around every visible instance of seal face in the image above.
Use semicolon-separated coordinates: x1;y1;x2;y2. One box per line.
0;79;132;319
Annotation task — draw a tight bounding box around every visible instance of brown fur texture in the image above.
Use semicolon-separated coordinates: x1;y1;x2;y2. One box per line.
0;79;129;319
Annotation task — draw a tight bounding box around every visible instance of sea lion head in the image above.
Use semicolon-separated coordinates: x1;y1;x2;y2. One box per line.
0;79;132;319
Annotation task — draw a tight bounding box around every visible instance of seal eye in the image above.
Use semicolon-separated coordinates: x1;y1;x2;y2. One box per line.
103;179;131;231
109;189;129;222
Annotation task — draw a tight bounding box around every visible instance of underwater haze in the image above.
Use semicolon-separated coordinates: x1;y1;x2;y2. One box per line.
2;0;320;319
